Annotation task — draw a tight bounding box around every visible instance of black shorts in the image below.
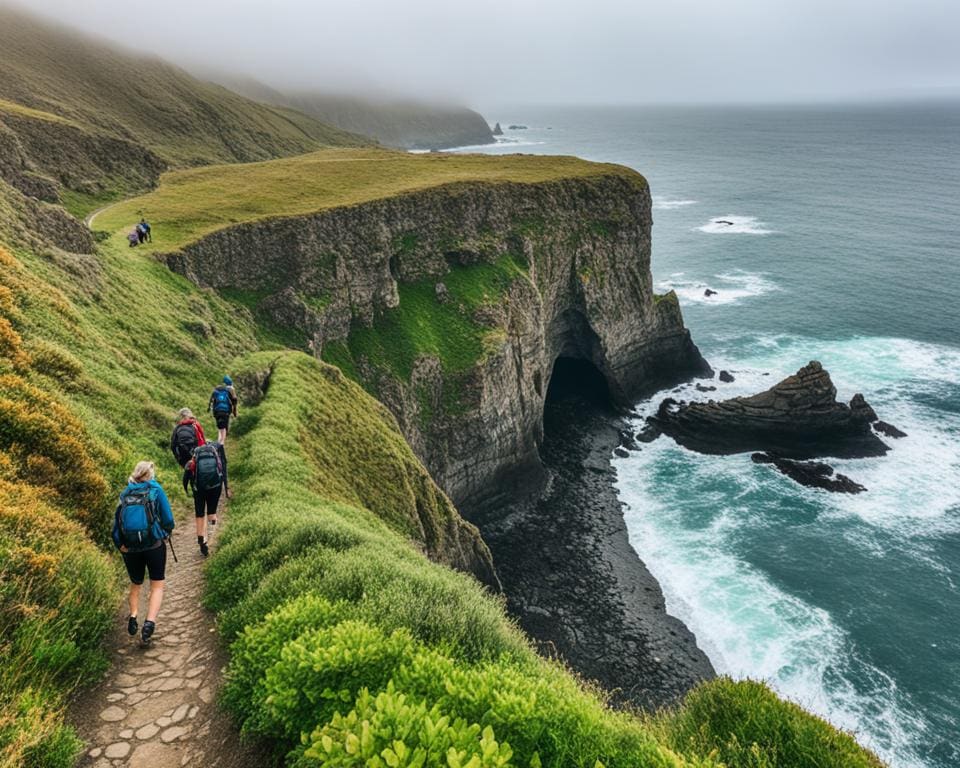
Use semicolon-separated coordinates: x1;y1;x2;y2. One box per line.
214;411;231;430
194;487;222;518
122;544;166;584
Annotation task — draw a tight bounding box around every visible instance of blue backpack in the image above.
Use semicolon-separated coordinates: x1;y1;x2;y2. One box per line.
212;387;231;414
118;487;158;551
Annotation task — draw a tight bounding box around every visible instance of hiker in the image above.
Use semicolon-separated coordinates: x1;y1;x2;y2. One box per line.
112;460;175;645
170;407;206;468
208;375;238;443
183;441;229;557
127;229;139;248
139;217;152;242
136;223;146;244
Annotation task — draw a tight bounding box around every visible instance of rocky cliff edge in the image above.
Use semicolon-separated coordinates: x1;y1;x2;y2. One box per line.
163;170;710;515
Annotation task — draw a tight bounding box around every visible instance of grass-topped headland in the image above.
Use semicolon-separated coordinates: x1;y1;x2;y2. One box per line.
95;147;645;250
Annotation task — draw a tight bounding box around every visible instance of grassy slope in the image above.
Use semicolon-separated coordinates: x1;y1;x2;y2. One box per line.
95;147;642;249
0;6;367;167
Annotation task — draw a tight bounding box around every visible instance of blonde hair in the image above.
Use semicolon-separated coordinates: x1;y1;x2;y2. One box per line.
129;461;156;484
178;407;194;420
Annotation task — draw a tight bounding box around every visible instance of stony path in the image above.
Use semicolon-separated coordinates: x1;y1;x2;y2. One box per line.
70;502;266;768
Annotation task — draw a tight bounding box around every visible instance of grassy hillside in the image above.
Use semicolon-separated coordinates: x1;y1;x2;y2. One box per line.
0;6;369;217
97;147;640;249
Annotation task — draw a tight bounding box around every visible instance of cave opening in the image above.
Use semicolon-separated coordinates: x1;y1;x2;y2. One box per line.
545;356;612;410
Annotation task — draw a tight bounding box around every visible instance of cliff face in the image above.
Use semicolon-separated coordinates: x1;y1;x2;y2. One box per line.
164;173;708;511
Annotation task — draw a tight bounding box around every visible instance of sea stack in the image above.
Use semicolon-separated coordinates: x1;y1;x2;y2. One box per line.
492;122;504;136
653;361;890;459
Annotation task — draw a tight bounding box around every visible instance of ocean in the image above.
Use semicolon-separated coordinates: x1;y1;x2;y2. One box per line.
454;103;960;768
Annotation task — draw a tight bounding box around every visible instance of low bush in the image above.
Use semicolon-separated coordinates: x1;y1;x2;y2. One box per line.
0;482;115;768
652;678;884;768
293;686;515;768
262;621;417;741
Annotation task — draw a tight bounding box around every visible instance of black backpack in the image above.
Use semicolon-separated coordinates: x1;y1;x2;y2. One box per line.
193;444;223;492
173;423;199;465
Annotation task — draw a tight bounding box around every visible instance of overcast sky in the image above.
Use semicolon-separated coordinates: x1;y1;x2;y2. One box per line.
17;0;960;107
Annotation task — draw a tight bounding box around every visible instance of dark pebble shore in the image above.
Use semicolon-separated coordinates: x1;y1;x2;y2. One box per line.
468;390;715;711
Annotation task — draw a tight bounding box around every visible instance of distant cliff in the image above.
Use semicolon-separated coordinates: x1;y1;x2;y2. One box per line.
213;76;494;150
163;170;709;510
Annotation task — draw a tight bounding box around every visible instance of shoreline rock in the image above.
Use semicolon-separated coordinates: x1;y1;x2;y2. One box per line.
751;453;867;493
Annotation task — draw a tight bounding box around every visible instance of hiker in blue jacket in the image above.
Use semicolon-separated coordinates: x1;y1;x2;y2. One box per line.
112;460;175;645
208;375;238;444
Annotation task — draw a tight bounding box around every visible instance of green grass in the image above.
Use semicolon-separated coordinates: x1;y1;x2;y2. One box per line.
95;148;644;251
339;254;525;379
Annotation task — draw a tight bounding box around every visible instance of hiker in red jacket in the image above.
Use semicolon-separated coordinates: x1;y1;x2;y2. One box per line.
170;408;206;468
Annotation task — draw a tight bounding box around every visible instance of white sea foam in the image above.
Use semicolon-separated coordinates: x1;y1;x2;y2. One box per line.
413;137;547;154
697;214;774;234
614;333;960;768
657;270;781;305
653;197;698;210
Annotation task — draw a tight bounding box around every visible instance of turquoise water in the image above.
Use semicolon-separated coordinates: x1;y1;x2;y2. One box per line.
456;104;960;767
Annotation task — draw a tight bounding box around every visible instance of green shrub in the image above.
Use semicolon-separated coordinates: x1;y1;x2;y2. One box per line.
389;650;688;768
261;621;417;740
0;689;82;768
293;685;515;768
23;339;83;384
653;678;884;768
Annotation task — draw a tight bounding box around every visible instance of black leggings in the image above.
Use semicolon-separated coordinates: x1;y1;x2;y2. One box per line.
194;487;222;519
122;544;166;584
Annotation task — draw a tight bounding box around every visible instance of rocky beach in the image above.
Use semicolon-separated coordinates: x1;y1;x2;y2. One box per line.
467;366;715;710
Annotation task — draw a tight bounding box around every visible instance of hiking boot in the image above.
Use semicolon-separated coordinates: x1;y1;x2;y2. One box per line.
200;541;209;557
141;620;156;645
127;615;138;636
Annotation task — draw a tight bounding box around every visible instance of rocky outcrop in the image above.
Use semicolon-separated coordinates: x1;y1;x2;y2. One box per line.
752;453;867;493
164;172;709;511
0;111;165;205
492;122;504;136
654;361;890;459
0;179;95;255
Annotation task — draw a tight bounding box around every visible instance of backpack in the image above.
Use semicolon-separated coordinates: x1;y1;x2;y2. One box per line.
173;422;199;465
118;487;158;551
193;444;223;492
212;387;232;414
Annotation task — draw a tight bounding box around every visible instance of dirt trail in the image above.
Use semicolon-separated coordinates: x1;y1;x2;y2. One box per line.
69;500;265;768
83;202;118;229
